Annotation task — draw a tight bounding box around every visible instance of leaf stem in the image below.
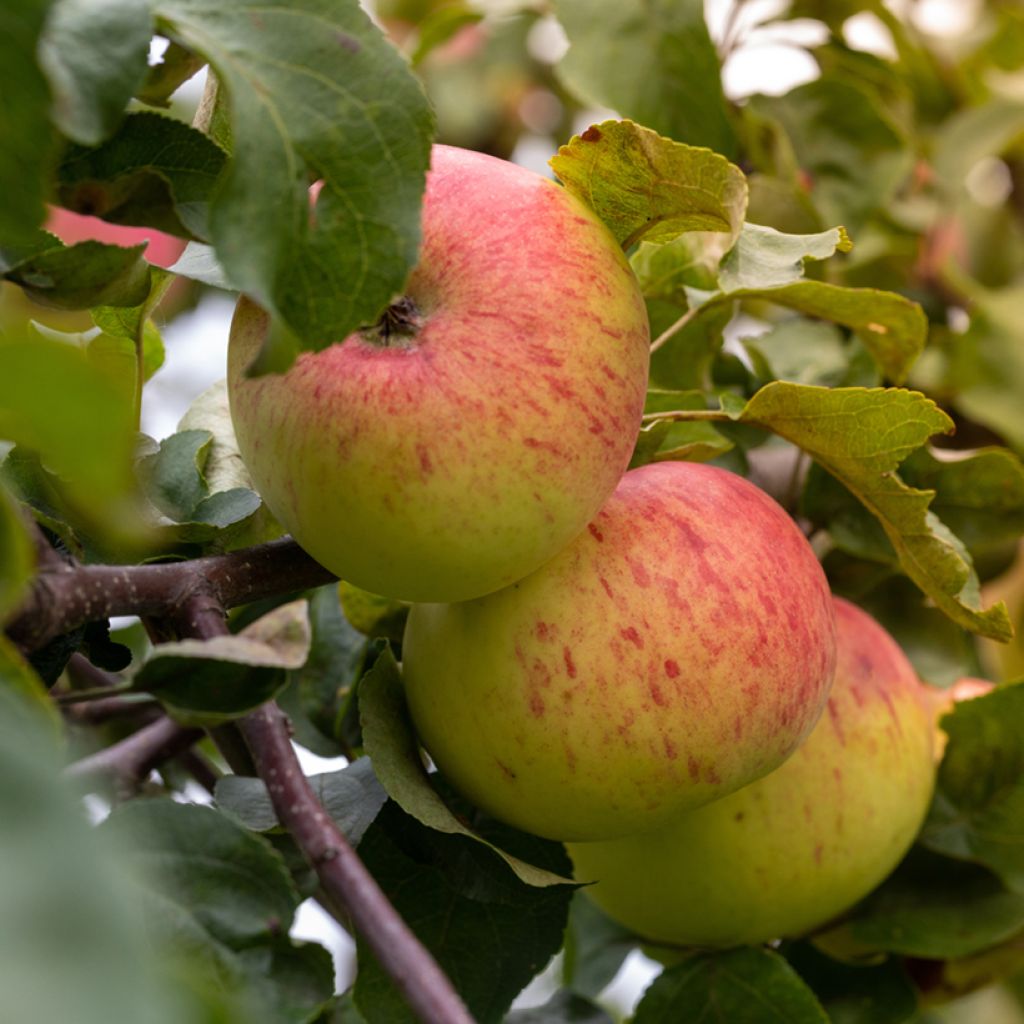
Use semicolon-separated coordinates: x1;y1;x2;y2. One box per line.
649;305;699;354
641;408;731;423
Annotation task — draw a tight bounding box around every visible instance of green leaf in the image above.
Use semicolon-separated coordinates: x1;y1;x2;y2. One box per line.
901;446;1024;566
695;281;925;384
732;383;1011;640
235;941;335;1024
216;756;386;844
555;0;736;157
0;484;33;625
37;0;153;145
2;236;152;309
922;683;1024;892
551;120;747;251
134;599;311;724
154;0;434;354
940;282;1024;452
353;801;574;1024
99;799;330;1022
0;634;60;729
562;893;636;1001
932;98;1024;193
505;990;613;1024
742;320;854;388
782;942;918;1024
176;379;283;548
56;111;227;240
359;648;573;888
632;947;829;1024
0;684;179;1024
0;0;57;244
278;584;368;757
101;799;301;946
748;79;911;228
717;222;852;293
338;581;408;643
138;428;213;521
834;848;1024;959
0;330;141;544
137;414;271;548
168;240;234;289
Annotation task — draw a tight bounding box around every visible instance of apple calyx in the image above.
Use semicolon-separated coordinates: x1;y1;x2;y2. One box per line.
359;295;424;348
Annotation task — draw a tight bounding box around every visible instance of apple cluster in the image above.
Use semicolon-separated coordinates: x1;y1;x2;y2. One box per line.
229;145;941;949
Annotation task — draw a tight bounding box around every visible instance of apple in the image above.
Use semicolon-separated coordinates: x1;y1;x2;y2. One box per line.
567;597;935;946
402;461;838;842
227;145;650;602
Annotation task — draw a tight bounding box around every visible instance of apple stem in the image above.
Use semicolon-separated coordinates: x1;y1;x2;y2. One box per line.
360;296;424;348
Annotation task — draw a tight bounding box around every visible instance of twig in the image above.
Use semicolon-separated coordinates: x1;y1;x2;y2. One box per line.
65;716;203;792
175;596;475;1024
63;693;162;725
7;537;336;654
240;704;475;1024
649;305;700;354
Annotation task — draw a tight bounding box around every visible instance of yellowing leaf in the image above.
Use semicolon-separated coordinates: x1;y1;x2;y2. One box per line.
550;120;747;251
735;383;1011;640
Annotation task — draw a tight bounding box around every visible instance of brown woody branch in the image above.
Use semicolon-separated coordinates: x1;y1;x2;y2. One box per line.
7;537;336;653
170;593;475;1024
65;716;203;793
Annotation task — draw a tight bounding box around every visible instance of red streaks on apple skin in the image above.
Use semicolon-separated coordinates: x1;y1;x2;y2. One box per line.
529;691;546;717
826;698;846;745
588;524;604;543
620;626;644;649
535;621;554;641
563;646;577;678
664;659;680;678
663;736;678;760
598;576;614;599
688;755;701;781
650;683;668;706
626;558;650;588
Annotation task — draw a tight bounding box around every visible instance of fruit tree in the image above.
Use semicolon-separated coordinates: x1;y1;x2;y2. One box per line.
3;2;1024;1023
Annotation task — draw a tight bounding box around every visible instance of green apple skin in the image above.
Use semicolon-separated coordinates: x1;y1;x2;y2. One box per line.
402;461;838;842
227;145;649;602
568;597;935;946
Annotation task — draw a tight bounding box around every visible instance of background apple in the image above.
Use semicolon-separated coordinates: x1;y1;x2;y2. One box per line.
228;144;650;602
402;461;838;841
568;597;935;946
